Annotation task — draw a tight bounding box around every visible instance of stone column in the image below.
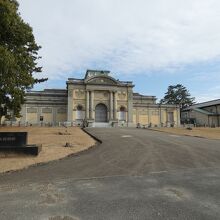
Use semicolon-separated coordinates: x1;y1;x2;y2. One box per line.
113;91;117;119
90;91;94;119
127;88;133;126
86;90;90;119
109;91;113;120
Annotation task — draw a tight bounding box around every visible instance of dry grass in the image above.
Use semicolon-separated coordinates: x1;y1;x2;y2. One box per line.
0;126;96;173
152;127;220;140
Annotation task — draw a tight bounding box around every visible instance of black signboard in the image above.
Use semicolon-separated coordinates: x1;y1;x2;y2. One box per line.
0;132;27;148
40;116;44;121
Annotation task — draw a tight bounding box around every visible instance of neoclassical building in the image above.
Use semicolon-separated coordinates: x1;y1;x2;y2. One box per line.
20;70;180;127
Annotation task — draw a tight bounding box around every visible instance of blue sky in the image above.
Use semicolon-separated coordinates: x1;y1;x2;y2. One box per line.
18;0;220;103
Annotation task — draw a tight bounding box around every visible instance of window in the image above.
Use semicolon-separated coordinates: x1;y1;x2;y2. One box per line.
77;105;83;111
57;108;66;114
27;108;37;113
119;106;126;121
76;105;84;120
42;108;52;113
168;112;174;122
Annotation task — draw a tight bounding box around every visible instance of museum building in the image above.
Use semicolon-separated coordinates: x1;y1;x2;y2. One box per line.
20;70;180;127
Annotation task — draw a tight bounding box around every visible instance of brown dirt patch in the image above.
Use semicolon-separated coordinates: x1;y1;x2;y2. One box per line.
0;126;96;173
152;127;220;139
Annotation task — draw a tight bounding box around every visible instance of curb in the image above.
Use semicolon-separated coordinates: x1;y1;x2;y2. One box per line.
0;129;103;175
0;142;101;175
82;128;103;143
149;128;215;140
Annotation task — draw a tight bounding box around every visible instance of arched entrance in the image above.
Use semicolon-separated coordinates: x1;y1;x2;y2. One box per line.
95;103;107;122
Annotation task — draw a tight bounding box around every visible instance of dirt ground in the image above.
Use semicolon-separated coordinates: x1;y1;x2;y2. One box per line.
0;126;96;173
152;127;220;139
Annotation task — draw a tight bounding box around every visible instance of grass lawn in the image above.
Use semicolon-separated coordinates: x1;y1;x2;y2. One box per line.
0;126;95;173
152;127;220;140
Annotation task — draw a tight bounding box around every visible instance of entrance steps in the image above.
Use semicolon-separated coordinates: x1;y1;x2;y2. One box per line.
93;122;111;128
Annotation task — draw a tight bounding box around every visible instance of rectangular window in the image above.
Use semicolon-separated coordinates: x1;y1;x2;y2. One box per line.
57;108;66;114
42;108;52;113
27;108;37;113
168;112;174;122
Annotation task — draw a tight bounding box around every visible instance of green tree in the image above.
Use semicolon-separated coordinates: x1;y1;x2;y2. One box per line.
160;84;195;109
0;0;47;124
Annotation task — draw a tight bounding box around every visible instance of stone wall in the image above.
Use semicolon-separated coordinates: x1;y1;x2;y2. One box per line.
133;107;179;127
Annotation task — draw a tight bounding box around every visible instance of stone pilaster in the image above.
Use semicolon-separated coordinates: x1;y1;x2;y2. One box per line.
113;91;117;119
67;89;73;122
86;90;90;119
90;91;94;119
159;106;162;126
127;88;133;125
148;107;151;124
160;107;164;126
110;91;113;120
53;108;56;125
176;106;180;126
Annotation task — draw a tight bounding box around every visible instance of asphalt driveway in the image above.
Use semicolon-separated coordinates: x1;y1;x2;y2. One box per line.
1;128;220;220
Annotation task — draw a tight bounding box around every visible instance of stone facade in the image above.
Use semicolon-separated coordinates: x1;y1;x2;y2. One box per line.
17;70;180;127
20;89;67;125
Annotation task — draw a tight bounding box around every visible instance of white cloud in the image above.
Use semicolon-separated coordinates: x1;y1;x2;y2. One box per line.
18;0;220;79
194;85;220;102
191;71;220;82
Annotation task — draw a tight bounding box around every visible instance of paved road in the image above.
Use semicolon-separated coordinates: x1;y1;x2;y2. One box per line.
1;128;220;220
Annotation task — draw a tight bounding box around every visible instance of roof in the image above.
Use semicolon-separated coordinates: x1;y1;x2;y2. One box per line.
26;89;67;97
193;108;215;115
133;92;156;100
184;99;220;110
67;69;134;87
85;69;110;79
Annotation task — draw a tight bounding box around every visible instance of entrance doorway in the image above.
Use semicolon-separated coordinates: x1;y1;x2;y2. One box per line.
95;103;107;122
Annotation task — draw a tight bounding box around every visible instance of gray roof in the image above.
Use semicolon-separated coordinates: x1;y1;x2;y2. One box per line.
133;92;156;99
26;89;67;97
193;108;215;115
184;99;220;110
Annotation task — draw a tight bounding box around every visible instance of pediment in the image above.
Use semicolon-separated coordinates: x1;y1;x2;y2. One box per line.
85;76;118;85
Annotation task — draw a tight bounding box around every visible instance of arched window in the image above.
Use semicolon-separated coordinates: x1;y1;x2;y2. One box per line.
119;106;126;121
77;105;83;111
76;105;84;120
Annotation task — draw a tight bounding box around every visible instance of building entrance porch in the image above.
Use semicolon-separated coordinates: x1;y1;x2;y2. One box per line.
85;89;118;127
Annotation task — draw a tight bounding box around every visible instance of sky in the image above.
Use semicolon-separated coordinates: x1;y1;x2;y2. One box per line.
18;0;220;103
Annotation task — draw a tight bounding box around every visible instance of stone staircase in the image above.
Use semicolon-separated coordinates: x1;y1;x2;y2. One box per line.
93;122;111;128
